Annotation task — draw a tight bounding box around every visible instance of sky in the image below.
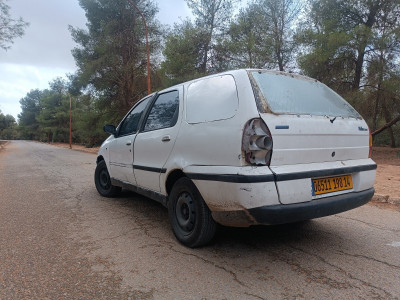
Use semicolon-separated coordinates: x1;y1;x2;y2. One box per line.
0;0;192;119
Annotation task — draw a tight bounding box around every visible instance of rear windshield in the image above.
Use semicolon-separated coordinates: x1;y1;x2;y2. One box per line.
249;71;361;118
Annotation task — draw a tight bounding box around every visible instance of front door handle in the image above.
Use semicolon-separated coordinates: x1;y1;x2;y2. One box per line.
126;141;132;146
162;135;171;142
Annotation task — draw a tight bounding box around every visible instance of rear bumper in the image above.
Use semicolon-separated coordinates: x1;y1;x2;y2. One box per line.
270;160;376;205
212;188;374;226
185;162;376;226
262;188;375;226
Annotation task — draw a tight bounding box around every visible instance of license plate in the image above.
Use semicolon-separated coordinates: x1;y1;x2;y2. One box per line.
312;175;353;196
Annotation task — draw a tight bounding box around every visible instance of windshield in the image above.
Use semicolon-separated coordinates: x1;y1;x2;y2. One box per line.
249;71;361;118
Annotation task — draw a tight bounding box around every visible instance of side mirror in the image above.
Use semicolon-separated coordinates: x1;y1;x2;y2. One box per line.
103;124;117;136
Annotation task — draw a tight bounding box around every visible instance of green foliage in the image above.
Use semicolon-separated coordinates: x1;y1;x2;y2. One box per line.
72;94;113;147
186;0;233;74
35;79;70;142
70;0;163;123
161;0;234;82
214;4;266;69
16;77;115;146
0;110;16;139
0;0;29;50
160;20;205;85
214;0;301;71
297;0;400;91
18;89;42;140
297;0;400;146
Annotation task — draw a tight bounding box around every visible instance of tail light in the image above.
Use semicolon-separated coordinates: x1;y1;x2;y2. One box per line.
368;128;372;158
242;118;273;166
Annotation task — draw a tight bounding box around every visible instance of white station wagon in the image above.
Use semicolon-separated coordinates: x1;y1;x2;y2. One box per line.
95;69;376;247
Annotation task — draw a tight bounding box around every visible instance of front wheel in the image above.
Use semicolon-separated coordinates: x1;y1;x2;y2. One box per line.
94;160;121;197
168;177;216;248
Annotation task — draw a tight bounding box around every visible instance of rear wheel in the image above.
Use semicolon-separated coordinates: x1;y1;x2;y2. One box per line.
168;177;216;247
94;160;121;197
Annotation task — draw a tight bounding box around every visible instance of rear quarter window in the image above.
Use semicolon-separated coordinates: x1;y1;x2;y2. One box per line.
186;75;239;124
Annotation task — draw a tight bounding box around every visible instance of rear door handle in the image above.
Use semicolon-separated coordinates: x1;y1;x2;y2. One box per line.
162;135;171;142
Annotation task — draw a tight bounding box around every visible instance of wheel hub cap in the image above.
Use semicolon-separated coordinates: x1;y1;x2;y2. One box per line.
99;169;110;189
176;192;195;232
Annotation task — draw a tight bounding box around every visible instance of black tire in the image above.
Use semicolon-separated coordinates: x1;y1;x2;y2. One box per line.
168;177;216;248
94;160;121;197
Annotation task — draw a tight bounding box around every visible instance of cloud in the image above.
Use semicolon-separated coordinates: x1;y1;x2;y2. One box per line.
157;0;192;27
0;63;71;117
0;0;87;69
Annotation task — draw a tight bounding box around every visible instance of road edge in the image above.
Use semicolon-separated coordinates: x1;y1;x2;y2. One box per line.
0;140;9;150
371;193;400;206
33;141;98;155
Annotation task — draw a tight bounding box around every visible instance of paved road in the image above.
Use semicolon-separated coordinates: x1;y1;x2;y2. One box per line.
1;141;399;299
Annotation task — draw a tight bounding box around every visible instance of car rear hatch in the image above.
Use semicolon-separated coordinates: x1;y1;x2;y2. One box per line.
248;70;376;205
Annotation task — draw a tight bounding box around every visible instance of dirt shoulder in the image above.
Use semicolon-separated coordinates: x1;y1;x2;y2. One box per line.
35;141;100;154
371;147;400;206
0;140;9;150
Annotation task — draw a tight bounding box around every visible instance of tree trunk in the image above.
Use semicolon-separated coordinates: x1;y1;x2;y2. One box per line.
201;39;210;74
372;115;400;139
382;98;396;147
201;5;215;74
353;51;365;90
372;52;384;141
387;126;396;148
277;52;284;71
352;3;380;90
372;94;379;133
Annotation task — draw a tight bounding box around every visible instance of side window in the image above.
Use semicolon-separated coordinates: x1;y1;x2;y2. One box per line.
118;96;152;136
186;75;239;124
143;91;179;132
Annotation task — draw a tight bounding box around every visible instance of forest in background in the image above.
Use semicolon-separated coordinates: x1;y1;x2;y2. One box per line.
1;0;399;147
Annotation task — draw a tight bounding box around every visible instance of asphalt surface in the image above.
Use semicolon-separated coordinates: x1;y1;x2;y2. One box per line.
0;141;399;299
